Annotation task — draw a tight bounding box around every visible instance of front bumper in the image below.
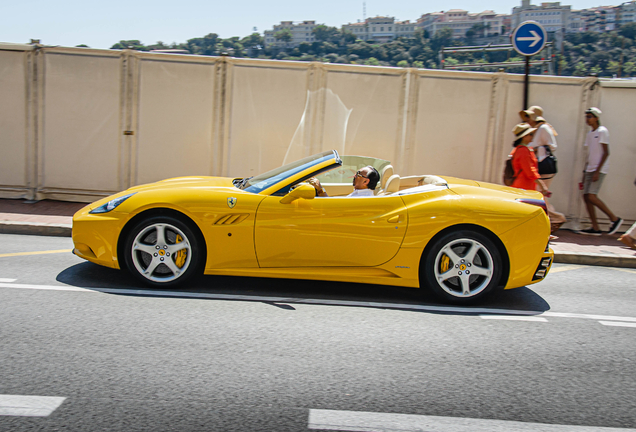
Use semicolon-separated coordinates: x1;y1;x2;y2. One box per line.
72;204;125;269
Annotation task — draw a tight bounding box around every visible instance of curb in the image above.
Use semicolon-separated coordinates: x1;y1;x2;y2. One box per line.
0;221;72;238
553;251;636;269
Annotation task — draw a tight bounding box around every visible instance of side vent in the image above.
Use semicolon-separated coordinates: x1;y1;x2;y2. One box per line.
215;214;249;225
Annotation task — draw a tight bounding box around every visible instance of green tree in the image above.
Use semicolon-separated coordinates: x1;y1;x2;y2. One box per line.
341;30;357;45
110;40;149;50
619;23;636;40
348;41;373;59
274;29;293;44
365;57;381;66
312;25;339;43
241;33;263;49
186;33;220;55
573;61;587;76
431;28;454;53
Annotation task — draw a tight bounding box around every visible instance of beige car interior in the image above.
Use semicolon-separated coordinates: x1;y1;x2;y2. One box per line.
322;163;447;197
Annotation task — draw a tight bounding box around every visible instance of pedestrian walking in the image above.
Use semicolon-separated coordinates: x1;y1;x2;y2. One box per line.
520;106;566;232
508;123;551;196
577;107;623;236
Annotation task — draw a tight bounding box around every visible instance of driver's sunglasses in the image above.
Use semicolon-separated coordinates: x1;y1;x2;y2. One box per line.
355;170;368;179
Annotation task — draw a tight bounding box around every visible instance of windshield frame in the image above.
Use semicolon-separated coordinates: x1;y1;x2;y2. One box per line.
240;150;342;195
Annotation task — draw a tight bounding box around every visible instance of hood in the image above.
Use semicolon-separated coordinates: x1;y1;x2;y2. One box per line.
126;176;236;193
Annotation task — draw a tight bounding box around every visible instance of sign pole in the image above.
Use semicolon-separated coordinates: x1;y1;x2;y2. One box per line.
524;56;530;110
511;21;547;111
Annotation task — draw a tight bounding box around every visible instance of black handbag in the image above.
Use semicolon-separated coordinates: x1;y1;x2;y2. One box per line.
538;146;557;175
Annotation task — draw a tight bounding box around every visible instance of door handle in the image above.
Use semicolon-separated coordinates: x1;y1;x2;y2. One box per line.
387;215;401;223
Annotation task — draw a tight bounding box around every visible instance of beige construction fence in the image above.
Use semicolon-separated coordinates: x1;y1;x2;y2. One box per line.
1;42;635;229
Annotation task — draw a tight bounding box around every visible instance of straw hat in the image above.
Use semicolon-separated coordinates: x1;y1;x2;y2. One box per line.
528;105;544;116
513;123;537;139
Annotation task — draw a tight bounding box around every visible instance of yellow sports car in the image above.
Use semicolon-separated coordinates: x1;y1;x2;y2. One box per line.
72;150;553;304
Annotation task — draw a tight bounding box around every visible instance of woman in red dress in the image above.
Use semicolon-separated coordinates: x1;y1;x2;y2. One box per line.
510;123;551;196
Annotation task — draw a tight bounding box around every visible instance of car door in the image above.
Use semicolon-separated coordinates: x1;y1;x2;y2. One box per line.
254;195;407;267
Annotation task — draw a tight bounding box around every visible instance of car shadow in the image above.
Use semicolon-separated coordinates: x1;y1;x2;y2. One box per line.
56;262;551;315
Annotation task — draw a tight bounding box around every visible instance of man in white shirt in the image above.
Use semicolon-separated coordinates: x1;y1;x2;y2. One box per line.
577;107;623;236
309;166;379;197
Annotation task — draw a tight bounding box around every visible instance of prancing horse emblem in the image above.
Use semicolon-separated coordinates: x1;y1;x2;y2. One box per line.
227;197;237;208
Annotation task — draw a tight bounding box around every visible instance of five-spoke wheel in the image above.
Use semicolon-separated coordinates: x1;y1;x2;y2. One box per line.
423;230;502;304
123;215;203;287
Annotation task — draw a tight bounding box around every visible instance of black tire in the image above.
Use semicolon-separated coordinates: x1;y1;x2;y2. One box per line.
422;229;503;304
123;215;203;288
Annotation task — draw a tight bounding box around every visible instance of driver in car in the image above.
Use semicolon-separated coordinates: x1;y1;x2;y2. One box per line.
308;166;380;197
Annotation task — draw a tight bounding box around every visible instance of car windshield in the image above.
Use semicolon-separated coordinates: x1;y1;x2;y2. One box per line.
315;155;390;184
240;150;338;194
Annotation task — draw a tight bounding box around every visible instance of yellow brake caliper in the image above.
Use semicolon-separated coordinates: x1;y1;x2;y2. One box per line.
440;254;450;273
174;234;187;268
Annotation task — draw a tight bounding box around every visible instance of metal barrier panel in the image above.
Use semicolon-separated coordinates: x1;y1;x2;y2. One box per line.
0;50;29;197
413;71;494;179
135;55;218;185
322;66;404;165
39;49;122;198
227;61;312;177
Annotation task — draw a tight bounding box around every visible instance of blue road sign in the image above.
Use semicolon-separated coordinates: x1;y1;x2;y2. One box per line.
512;21;547;56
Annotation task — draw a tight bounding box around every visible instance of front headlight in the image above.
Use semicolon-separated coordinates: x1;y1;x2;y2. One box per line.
89;193;135;214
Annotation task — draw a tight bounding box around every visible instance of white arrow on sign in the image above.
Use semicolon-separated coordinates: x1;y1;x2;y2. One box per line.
517;30;542;47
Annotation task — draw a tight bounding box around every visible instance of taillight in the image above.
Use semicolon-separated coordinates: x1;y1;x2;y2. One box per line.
516;198;548;215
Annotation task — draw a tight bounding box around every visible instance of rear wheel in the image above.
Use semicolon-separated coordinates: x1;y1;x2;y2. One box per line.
422;230;503;304
123;215;203;287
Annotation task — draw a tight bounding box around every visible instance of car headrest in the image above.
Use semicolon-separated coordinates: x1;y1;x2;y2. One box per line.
383;174;400;194
380;165;394;189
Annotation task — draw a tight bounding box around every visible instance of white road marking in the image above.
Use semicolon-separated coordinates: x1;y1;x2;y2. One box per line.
0;395;66;417
1;281;636;324
599;321;636;328
480;315;548;322
0;278;16;282
308;409;636;431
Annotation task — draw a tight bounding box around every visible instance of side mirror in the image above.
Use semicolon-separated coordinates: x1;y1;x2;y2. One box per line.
279;183;316;204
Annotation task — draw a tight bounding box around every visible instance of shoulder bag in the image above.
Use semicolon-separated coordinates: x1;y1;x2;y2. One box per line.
538;146;558;175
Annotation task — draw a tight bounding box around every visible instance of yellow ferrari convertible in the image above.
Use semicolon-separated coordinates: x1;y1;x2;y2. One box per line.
72;150;553;304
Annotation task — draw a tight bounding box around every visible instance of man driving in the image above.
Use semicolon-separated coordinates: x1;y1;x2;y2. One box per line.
308;165;380;197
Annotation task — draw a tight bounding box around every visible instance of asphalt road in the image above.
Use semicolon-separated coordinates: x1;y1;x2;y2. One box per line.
0;233;635;432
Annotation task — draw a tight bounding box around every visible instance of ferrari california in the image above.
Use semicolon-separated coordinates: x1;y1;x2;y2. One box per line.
72;150;553;304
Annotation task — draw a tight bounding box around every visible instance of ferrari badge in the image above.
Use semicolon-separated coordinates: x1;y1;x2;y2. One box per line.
227;197;237;208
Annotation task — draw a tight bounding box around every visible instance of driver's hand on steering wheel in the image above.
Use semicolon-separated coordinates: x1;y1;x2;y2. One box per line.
308;177;327;197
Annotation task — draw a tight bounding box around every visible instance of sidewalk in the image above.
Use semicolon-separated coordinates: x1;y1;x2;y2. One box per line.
1;198;635;268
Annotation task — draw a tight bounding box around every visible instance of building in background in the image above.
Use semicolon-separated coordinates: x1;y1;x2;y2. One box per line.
581;5;618;32
342;17;417;43
417;9;507;38
264;0;636;48
618;0;636;24
567;9;585;32
512;1;571;33
264;21;317;47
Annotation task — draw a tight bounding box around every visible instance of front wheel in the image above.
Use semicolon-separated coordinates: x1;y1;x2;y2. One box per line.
123;215;203;288
422;230;503;304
